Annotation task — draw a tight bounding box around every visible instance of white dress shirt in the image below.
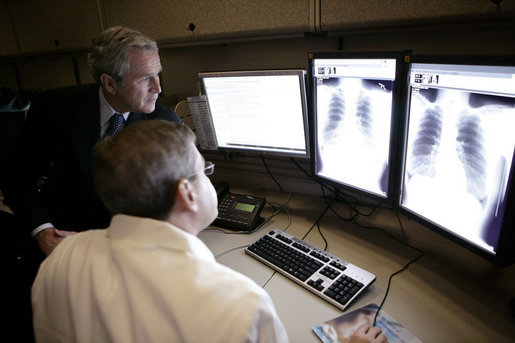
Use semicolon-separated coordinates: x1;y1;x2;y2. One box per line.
32;215;289;343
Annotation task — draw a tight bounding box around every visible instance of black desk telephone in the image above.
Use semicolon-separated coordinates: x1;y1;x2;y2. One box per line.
214;182;265;231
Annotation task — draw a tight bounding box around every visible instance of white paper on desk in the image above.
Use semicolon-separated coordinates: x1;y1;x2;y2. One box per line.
313;303;422;343
187;95;218;151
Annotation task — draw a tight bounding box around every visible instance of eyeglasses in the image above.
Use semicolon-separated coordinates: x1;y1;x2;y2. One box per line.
189;161;215;179
203;161;215;176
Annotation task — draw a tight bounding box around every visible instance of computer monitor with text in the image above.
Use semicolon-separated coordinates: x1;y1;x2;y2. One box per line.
199;69;310;158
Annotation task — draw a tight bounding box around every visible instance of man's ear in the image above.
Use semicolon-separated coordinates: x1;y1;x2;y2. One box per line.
175;179;198;212
100;73;117;95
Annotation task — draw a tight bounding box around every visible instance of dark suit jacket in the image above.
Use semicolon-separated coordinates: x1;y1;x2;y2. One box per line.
3;84;182;233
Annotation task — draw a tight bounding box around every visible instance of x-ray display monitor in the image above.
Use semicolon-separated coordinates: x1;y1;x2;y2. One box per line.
310;52;407;203
199;69;309;158
399;57;515;263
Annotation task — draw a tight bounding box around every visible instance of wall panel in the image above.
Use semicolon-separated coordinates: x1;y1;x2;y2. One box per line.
9;0;101;53
102;0;310;43
0;0;18;56
16;57;76;91
321;0;515;32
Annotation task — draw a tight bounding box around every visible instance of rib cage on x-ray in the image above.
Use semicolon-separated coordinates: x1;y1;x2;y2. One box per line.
456;112;488;206
408;89;489;207
321;78;389;149
317;77;393;196
323;90;376;145
355;92;374;140
408;106;443;179
404;87;515;250
323;88;345;142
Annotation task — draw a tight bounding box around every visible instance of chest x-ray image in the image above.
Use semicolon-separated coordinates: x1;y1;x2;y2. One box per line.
402;87;515;252
316;77;394;197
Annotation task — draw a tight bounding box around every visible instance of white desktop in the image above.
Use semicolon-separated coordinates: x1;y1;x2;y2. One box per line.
198;187;515;343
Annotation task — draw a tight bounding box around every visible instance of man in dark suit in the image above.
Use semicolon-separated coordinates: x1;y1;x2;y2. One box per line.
3;26;182;257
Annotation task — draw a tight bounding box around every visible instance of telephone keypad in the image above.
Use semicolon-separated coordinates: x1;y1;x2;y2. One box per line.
217;194;251;225
214;187;265;231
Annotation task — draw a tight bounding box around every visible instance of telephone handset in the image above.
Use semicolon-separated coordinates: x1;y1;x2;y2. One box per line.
214;182;265;232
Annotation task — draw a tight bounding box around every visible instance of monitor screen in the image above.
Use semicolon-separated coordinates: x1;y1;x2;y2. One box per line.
199;69;309;158
399;56;515;263
309;51;408;204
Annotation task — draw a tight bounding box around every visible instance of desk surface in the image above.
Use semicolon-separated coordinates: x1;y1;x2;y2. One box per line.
199;189;515;343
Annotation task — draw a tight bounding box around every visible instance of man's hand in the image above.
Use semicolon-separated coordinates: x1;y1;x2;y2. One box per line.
35;228;77;256
347;324;387;343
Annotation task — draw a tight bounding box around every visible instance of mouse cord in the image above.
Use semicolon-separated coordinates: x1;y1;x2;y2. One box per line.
354;211;424;326
373;248;423;326
261;154;283;193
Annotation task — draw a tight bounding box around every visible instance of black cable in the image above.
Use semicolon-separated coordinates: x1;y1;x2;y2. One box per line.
282;157;378;220
262;271;277;288
290;156;424;322
261;155;283;193
302;201;332;241
333;187;361;206
321;185;359;222
354;214;423;263
373;248;424;326
290;157;384;219
289;157;311;178
290;157;338;197
354;212;424;326
263;193;294;232
314;175;423;325
329;187;385;218
315;187;424;326
328;203;358;222
316;222;329;251
356;200;384;217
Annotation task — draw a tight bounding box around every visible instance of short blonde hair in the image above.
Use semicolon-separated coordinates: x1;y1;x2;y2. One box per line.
93;120;196;220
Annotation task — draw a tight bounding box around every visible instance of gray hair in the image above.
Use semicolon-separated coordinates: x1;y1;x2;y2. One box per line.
88;26;158;85
92;120;197;220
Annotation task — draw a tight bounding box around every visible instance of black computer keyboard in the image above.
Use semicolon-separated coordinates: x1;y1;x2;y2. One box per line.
245;230;376;311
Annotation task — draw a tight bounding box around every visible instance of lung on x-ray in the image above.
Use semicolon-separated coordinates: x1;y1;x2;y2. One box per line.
316;77;394;197
402;87;515;253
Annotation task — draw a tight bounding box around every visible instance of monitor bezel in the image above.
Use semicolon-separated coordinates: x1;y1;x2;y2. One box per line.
396;54;515;266
198;69;311;159
308;50;411;206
